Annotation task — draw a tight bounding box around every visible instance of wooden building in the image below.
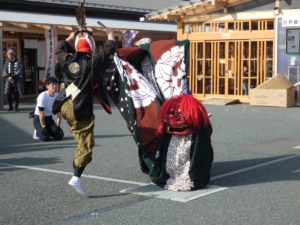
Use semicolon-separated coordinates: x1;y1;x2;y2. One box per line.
146;0;300;103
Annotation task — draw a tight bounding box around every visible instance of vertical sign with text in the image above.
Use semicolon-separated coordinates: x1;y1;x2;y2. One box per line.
45;26;57;79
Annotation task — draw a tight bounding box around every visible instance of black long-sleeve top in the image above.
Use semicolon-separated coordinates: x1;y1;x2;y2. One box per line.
53;40;116;121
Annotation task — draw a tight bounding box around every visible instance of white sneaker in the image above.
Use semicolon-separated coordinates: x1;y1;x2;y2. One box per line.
33;130;39;140
68;176;86;195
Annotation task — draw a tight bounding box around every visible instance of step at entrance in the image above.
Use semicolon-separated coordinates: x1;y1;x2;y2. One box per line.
203;98;240;105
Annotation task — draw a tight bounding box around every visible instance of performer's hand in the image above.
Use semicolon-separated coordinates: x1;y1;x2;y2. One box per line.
106;28;115;41
8;77;14;84
42;126;49;137
56;126;64;137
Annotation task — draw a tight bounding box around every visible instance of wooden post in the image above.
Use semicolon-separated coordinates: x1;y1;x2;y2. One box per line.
0;28;3;110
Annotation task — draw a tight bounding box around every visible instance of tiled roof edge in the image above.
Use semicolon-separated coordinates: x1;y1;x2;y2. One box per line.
25;0;157;13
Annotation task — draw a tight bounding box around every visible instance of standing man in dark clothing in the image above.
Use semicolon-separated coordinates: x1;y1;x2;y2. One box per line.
2;49;24;111
53;28;116;195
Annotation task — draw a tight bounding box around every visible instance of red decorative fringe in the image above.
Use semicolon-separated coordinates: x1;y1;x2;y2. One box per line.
158;94;211;133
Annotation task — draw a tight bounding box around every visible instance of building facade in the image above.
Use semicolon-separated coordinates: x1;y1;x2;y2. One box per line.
146;0;300;103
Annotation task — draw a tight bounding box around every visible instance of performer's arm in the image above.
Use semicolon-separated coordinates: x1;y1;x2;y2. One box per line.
93;28;117;85
56;112;62;127
94;28;117;65
36;94;46;127
65;31;76;45
103;28;117;55
39;109;46;128
106;28;115;42
56;32;76;65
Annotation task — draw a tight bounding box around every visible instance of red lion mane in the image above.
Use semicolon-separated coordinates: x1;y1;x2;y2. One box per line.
158;94;211;134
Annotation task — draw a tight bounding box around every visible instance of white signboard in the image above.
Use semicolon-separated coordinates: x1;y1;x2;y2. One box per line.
282;16;300;27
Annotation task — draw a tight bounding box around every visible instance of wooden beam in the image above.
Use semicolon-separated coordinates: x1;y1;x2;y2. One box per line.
182;13;228;23
178;30;275;41
0;26;41;33
63;26;73;31
56;29;72;36
7;22;28;29
179;1;224;17
167;14;181;22
93;27;106;32
114;29;125;34
184;1;226;16
56;26;77;35
181;10;275;23
32;24;51;29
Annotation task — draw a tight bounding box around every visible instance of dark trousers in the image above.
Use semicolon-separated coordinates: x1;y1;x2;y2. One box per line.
7;85;19;110
33;115;64;141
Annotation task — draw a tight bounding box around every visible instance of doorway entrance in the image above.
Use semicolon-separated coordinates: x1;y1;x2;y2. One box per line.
23;48;38;95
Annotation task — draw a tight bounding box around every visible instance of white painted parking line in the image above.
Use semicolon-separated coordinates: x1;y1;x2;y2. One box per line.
2;152;300;185
294;169;300;173
0;163;147;186
120;184;227;202
1;151;299;203
292;145;300;149
211;152;300;181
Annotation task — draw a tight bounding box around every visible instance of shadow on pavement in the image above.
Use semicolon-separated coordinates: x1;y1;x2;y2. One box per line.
88;193;129;198
211;155;300;187
0;115;130;155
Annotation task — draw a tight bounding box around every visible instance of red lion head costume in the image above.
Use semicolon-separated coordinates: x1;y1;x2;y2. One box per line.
158;94;211;135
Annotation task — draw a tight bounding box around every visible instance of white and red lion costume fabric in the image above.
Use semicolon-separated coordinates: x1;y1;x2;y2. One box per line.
102;39;213;191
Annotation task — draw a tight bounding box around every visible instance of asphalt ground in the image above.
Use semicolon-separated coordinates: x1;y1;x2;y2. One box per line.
0;100;300;225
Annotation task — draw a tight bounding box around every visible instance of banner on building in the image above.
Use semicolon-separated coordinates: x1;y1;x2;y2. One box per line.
44;26;57;79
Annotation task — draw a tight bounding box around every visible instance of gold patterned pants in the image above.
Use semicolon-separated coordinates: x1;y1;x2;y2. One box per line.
61;99;95;168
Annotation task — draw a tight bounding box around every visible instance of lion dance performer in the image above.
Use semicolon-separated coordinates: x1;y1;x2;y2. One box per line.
106;38;213;191
52;1;116;195
151;94;213;190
